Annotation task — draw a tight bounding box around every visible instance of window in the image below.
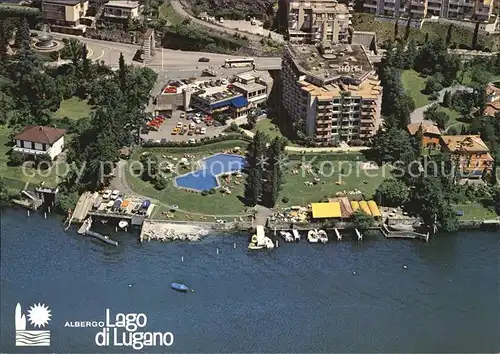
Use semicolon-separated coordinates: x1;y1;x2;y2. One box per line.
31;142;35;149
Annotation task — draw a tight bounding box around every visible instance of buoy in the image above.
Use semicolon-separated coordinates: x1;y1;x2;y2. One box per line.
403;265;408;269
353;271;356;275
233;242;236;249
181;256;184;262
216;248;219;255
128;284;132;287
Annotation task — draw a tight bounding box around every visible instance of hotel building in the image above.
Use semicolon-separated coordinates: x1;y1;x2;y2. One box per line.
287;0;352;44
281;42;382;146
362;0;495;21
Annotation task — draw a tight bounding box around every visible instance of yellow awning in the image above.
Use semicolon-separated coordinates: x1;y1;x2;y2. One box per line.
311;202;341;218
367;200;381;217
359;200;372;215
351;201;360;212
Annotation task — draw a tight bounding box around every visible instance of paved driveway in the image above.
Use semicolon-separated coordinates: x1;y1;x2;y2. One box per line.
410;85;473;123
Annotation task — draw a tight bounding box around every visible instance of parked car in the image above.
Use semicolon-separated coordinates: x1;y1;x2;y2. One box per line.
183;124;188;130
179;129;186;135
176;122;183;128
102;190;112;199
195;127;202;134
160;138;168;144
110;190;120;200
198;57;210;62
171;128;180;135
188;138;197;144
200;127;207;134
188;130;194;135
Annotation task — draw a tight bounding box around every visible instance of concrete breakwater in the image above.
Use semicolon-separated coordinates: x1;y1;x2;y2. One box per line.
139;220;253;242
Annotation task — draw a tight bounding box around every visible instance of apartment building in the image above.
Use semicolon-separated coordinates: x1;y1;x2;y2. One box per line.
362;0;495;21
102;1;142;21
281;42;382;146
42;0;89;27
287;0;351;44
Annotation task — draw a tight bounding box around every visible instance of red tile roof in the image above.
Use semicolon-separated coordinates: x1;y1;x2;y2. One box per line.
407;122;441;136
15;125;65;144
484;100;500;116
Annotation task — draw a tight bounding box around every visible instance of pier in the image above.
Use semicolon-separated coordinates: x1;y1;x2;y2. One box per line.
381;224;429;242
78;217;118;246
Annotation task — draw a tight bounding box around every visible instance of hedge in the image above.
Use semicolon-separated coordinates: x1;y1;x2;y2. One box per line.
141;133;251;148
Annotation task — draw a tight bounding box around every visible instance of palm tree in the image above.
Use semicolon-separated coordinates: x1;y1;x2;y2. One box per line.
61;38;84;67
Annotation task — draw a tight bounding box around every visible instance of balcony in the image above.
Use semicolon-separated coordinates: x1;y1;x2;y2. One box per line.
361;118;374;124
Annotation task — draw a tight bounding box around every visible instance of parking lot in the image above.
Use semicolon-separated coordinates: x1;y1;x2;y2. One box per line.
141;110;228;143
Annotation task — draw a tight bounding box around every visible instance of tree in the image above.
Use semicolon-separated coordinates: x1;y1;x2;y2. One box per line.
262;136;287;208
370;128;416;165
394;21;399;40
442;90;451;107
494;188;500;215
82;44;90;75
445;24;453;47
424;33;429;43
472;22;480;50
0;178;11;204
243;131;268;206
352;210;374;231
375;179;409;207
8;151;25;166
15;17;30;49
424;104;450;130
118;52;127;92
423;76;443;94
61;38;84;67
404;16;411;42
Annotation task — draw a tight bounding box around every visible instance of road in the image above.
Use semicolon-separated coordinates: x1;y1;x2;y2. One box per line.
410;85;472;123
44;31;280;74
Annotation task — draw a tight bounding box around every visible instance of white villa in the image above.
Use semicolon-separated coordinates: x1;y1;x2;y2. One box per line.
13;125;66;160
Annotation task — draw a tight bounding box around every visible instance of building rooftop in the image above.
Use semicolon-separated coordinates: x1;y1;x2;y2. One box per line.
104;0;140;8
285;43;374;83
15;125;65;144
231;81;266;93
407;122;442;136
44;0;85;5
289;0;349;14
299;75;381;100
440;135;490;153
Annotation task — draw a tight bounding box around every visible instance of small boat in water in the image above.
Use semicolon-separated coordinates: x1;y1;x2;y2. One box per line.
118;220;128;229
308;229;319;243
292;229;301;242
317;229;328;244
171;282;189;292
264;237;275;249
248;242;264;250
280;231;293;242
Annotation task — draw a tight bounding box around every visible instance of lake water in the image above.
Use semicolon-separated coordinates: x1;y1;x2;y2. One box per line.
1;208;499;353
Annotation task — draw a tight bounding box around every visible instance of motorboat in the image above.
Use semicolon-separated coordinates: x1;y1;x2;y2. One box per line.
171;282;189;292
317;229;328;244
118;220;128;229
248;242;264;250
308;229;319;243
280;231;294;242
292;229;300;242
264;237;275;249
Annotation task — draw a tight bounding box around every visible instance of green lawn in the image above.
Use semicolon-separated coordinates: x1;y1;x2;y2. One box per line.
254;118;285;140
158;3;185;25
279;162;390;207
453;203;498;220
352;13;491;48
437;106;467;132
125;140;385;218
0;125;64;191
401;70;429;108
53;97;93;120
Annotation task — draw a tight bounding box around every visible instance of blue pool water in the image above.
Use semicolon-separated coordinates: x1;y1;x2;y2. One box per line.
175;153;246;191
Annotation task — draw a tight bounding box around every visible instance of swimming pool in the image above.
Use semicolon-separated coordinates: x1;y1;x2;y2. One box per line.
174;153;246;191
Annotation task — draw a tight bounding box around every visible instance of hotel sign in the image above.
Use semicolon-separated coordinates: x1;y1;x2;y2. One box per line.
336;65;363;73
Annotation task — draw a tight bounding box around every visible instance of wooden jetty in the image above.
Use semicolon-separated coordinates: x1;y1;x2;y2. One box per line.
78;217;118;246
381;224;429;242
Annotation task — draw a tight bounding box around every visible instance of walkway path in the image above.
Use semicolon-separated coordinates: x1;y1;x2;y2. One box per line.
410;85;472;123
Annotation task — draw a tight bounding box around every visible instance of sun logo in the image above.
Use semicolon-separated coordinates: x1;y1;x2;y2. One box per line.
27;303;52;328
15;303;51;346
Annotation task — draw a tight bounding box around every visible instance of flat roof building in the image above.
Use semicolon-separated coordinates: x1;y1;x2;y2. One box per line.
282;42;382;145
102;0;142;20
288;0;351;44
42;0;89;28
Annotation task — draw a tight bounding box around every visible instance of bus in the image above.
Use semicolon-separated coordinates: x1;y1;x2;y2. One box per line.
224;58;255;68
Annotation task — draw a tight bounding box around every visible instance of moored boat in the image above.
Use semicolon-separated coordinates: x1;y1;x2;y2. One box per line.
171;282;189;292
308;229;319;243
264;237;275;249
280;231;294;242
248;242;264;250
118;220;128;229
317;229;328;244
292;229;300;242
